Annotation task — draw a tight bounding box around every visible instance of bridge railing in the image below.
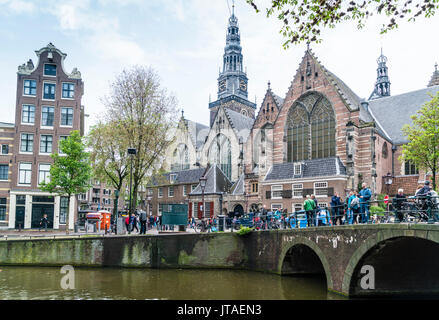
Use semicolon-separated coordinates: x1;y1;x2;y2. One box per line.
234;195;439;230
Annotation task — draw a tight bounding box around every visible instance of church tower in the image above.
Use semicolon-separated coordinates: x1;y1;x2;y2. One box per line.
369;49;391;100
209;5;256;127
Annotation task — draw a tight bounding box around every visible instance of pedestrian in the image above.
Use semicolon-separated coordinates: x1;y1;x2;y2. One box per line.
311;195;319;226
304;195;316;227
125;215;130;233
394;188;406;222
140;210;147;234
129;213;138;233
359;182;372;223
39;213;49;232
349;191;360;224
331;192;342;226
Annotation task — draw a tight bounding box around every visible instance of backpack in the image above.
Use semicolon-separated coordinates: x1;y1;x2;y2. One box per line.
350;197;359;208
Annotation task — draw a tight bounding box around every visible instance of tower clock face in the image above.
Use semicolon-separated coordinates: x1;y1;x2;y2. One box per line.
239;79;247;91
219;80;226;92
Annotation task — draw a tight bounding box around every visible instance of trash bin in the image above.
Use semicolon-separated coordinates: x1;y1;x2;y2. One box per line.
74;222;79;233
218;215;225;231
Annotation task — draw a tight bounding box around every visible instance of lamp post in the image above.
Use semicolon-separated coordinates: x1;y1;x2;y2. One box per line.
199;176;207;220
114;189;120;234
383;172;393;221
383;172;393;196
127;148;137;217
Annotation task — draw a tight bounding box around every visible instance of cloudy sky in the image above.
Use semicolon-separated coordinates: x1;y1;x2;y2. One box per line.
0;0;438;132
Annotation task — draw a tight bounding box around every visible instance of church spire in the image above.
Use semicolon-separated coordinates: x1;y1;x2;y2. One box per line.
427;62;439;87
369;48;391;100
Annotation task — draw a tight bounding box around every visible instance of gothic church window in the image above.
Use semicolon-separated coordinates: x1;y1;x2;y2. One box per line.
171;143;189;171
208;133;232;180
286;92;335;162
382;142;388;159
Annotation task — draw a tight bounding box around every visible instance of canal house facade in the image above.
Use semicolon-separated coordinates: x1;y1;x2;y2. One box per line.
8;43;85;230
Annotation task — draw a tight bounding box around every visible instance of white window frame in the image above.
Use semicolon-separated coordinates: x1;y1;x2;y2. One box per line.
271;203;282;211
60;107;74;127
293;203;303;212
168;186;174;198
294;163;302;175
23;79;37;97
271;185;283;200
1;144;9;155
292;183;303;198
191;184;197;192
0;164;9;181
39;134;53;155
61;82;75;99
314;181;328;198
319;203;328;209
183;185;187;196
38;163;51;185
41;106;55;129
169;173;177;184
20;132;34;154
42;81;56;101
147;188;153;196
43;63;57;77
158;187;163;198
21;104;35;125
18;162;32;185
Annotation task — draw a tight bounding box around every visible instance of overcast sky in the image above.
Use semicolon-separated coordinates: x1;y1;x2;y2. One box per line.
0;0;438;132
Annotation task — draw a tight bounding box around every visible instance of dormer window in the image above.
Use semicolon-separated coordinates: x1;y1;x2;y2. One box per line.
294;163;302;175
44;64;57;76
170;174;177;183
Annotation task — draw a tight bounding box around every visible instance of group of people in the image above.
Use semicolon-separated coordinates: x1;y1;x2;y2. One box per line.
124;211;161;234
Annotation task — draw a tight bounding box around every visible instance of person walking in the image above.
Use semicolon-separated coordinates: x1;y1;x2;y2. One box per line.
39;213;49;232
125;215;130;233
140;210;147;234
331;192;342;226
359;182;372;224
304;195;316;227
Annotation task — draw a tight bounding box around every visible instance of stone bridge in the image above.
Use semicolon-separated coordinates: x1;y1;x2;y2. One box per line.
1;223;439;297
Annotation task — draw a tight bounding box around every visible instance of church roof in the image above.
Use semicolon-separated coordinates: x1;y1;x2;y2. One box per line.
367;85;439;144
190;164;233;195
149;167;206;187
271;92;284;108
230;173;245;195
223;107;254;142
185;118;209;149
264;157;346;182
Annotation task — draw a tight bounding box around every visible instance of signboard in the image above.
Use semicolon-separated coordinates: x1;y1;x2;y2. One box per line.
384;195;389;204
161;204;188;225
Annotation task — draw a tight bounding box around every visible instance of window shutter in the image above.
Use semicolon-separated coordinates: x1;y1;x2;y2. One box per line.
282;190;292;199
266;190;271;199
188;202;192;218
327;187;334;197
210;201;214;218
302;189;313;198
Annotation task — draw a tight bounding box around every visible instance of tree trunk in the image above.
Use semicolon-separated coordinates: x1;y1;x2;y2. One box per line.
65;196;70;235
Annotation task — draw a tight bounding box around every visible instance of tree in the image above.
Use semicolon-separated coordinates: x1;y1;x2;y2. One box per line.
401;91;439;191
40;130;92;233
103;66;178;214
246;0;439;48
87;121;130;217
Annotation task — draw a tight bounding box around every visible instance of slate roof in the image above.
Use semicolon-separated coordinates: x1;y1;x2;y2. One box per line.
272;92;284;108
190;164;233;195
264;157;346;181
149;167;206;186
224;107;254;142
185;119;209;149
230;173;245;195
367;85;439;144
0;122;14;128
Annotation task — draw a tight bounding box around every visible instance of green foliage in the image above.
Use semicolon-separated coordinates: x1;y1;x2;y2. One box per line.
369;205;386;216
40;131;92;232
246;0;439;47
237;226;254;236
401;91;439;191
376;194;387;210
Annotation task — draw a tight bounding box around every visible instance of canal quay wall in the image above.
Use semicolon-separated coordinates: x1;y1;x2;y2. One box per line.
1;224;439;297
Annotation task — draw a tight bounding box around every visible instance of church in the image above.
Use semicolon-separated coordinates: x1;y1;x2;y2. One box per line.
148;9;439;218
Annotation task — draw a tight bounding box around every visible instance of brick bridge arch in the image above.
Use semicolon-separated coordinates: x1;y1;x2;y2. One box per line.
277;236;333;290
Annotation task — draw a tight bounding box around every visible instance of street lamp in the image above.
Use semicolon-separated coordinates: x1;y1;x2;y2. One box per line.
127;148;137;217
383;172;393;196
199;176;207;220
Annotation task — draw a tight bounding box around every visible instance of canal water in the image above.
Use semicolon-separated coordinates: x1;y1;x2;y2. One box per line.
0;266;345;300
